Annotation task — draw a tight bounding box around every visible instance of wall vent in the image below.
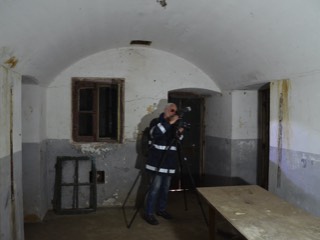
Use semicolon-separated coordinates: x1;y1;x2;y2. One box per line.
130;40;152;46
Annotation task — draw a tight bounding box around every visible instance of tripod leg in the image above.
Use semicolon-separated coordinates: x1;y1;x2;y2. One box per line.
126;195;146;228
122;170;143;228
122;170;153;228
177;151;188;211
180;155;209;226
183;181;188;211
124;172;158;228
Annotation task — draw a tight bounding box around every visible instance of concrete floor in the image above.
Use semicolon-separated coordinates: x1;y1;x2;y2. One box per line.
24;191;211;240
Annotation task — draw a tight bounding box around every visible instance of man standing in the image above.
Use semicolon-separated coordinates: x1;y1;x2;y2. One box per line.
144;103;184;225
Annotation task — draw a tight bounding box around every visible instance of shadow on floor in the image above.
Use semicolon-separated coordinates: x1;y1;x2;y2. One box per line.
25;191;210;240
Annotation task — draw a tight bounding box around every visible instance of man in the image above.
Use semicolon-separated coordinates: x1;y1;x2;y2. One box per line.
144;103;184;225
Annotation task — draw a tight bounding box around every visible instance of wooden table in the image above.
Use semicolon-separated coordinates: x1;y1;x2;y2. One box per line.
197;185;320;240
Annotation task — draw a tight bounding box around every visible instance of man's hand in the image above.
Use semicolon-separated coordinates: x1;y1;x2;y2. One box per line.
168;115;180;125
178;127;184;133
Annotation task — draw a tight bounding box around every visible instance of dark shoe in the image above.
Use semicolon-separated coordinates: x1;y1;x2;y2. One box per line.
144;214;159;225
156;211;173;220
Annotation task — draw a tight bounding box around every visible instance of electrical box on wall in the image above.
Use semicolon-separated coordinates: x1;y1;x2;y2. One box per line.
90;170;105;184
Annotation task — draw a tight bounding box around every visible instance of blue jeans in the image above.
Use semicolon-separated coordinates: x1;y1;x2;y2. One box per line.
145;173;172;215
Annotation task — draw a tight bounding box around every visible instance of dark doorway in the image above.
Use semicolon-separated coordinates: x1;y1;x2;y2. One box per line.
168;92;205;189
257;84;270;189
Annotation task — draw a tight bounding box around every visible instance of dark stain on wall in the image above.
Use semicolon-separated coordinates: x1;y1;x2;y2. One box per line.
276;79;291;188
5;56;18;68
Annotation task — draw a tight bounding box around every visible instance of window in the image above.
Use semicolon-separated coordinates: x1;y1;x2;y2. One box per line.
72;78;124;143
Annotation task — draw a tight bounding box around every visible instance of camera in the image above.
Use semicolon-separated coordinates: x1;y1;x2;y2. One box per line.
177;106;192;118
178;121;191;130
175;106;192;131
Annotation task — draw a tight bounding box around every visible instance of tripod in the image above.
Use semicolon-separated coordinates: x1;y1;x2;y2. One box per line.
175;139;208;226
122;133;208;228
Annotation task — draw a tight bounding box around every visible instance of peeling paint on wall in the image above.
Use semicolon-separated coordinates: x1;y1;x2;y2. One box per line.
146;104;155;113
102;191;120;206
75;143;113;155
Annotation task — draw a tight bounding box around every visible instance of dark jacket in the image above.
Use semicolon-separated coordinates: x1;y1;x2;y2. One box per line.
145;113;183;175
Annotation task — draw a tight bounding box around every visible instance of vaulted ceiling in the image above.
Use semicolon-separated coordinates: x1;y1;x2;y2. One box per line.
1;0;319;90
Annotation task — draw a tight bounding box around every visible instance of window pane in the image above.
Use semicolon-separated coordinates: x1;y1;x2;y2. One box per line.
99;86;118;139
79;113;93;136
79;88;93;111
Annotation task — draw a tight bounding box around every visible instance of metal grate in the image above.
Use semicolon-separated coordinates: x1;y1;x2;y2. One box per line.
53;156;97;214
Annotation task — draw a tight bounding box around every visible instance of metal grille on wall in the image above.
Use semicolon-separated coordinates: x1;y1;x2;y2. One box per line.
53;156;97;214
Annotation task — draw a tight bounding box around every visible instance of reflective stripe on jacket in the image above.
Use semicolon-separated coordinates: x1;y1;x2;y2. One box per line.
145;113;182;175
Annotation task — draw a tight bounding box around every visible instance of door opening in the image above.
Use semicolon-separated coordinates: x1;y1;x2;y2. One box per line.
258;84;270;190
168;92;205;189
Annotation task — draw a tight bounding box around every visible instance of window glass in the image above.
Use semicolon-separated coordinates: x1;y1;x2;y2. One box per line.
79;113;93;136
99;86;118;138
79;88;93;111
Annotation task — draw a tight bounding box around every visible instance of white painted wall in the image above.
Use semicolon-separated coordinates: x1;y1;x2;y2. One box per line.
0;67;10;159
232;90;258;139
205;90;259;185
206;90;258;139
0;67;22;154
0;66;22;163
47;47;219;141
22;83;46;143
206;91;232;139
22;80;48;221
269;77;320;216
270;77;320;154
0;65;24;240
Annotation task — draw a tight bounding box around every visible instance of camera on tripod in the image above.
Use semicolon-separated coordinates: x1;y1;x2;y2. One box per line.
175;106;192;131
178;121;191;130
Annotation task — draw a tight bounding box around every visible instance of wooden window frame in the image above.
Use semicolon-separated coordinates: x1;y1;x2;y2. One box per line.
72;77;124;143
